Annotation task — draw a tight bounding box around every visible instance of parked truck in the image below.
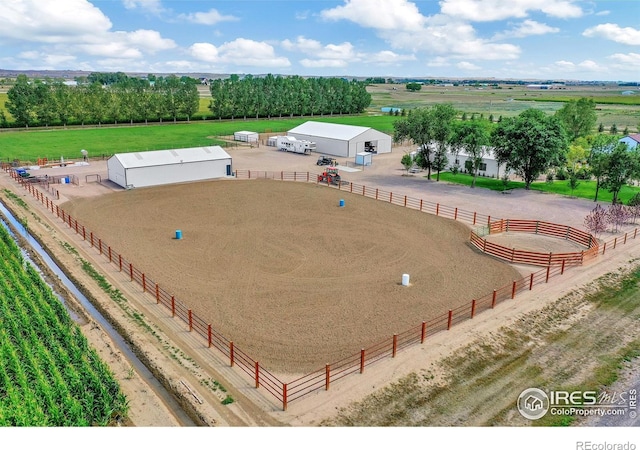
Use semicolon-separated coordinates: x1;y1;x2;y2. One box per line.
276;136;316;155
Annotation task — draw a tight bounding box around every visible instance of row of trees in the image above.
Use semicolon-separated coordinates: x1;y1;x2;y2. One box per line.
208;74;371;120
393;101;640;203
4;74;199;127
584;198;640;237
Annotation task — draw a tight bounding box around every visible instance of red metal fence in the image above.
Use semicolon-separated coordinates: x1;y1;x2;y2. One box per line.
469;219;600;267
4;166;639;411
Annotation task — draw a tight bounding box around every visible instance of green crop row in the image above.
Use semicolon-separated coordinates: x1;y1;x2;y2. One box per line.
0;224;128;426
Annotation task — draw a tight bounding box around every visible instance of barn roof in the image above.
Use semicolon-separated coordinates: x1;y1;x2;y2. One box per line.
288;121;377;141
111;146;231;169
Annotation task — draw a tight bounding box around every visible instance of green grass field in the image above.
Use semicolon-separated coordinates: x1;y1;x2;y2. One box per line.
434;172;640;204
0;115;399;162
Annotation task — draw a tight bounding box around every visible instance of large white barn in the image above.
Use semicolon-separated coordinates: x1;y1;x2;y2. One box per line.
107;146;232;189
287;121;392;158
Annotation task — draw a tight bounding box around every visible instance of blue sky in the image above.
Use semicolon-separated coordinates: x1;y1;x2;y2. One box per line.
0;0;638;81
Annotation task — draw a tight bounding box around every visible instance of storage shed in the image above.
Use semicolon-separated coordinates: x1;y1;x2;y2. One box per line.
287;121;392;158
107;146;232;189
355;152;372;166
234;131;259;143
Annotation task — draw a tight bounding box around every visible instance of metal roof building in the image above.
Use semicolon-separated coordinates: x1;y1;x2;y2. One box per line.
107;146;232;189
287;121;392;158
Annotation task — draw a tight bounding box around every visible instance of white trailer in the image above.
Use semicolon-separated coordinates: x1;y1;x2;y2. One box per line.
276;136;316;155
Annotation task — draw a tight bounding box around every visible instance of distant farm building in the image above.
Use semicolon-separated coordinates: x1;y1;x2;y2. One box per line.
107;146;232;189
286;121;392;158
234;131;259;143
621;90;636;95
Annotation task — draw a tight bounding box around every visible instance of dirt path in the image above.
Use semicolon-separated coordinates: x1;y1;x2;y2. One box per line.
3;143;639;427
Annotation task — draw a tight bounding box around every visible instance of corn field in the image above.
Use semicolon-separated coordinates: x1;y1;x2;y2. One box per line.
0;224;129;426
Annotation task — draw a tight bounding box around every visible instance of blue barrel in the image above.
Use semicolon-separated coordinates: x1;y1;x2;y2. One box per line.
65;176;70;183
339;199;345;207
175;230;182;240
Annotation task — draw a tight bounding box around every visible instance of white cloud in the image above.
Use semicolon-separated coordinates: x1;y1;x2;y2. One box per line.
456;61;481;70
122;0;165;14
300;59;348;68
0;0;112;43
440;0;583;22
282;37;356;60
367;50;417;65
189;38;290;68
608;52;640;67
321;0;425;31
583;23;640;45
122;29;177;53
595;10;610;16
494;20;560;39
177;9;238;25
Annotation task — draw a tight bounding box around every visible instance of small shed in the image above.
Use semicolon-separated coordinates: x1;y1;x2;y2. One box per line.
107;146;232;189
355;152;372;166
234;131;259;143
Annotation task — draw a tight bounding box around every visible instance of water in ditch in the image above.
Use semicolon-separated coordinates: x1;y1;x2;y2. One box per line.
0;200;196;426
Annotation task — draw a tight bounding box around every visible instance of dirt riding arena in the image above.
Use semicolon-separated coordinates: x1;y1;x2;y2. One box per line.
62;179;521;375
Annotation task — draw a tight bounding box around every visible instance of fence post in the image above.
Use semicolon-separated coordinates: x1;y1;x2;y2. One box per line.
375;188;378;200
82;226;86;240
188;309;192;331
108;246;112;263
602;242;607;255
511;248;515;262
404;195;407;207
392;334;397;358
326;364;330;391
561;259;566;275
454;208;458;220
529;273;534;290
118;254;122;272
142;273;146;292
473;211;477;225
471;299;476;318
98;239;102;255
208;325;212;348
90;232;94;247
255;362;260;388
613;237;617;249
129;263;133;281
548;252;552;265
491;290;497;309
419;199;423;211
546;266;550;283
624;233;627;245
436;203;439;216
155;283;159;303
282;384;287;412
230;341;234;366
421;321;427;343
171;296;175;317
447;310;453;330
389;192;393;203
360;349;365;374
511;281;517;299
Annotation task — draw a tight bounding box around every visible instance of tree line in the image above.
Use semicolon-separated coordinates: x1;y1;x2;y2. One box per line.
394;99;640;204
2;73;371;128
3;74;199;128
208;74;371;120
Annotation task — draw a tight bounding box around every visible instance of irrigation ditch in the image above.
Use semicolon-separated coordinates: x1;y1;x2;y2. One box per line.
0;199;198;426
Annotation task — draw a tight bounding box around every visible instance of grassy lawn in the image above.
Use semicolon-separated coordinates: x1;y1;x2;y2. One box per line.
434;172;640;204
0;115;399;162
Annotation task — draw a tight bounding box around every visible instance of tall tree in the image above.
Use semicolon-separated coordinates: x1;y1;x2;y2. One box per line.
393;108;435;178
5;74;36;127
601;142;640;204
491;108;569;189
555;97;597;141
588;134;618;202
430;104;457;181
453;120;490;188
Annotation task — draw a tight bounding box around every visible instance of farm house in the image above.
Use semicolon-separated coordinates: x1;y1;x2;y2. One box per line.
107;146;232;189
447;148;510;179
286;121;392;158
234;131;259;143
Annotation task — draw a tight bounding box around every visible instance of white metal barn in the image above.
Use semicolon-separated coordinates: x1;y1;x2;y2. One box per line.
287;121;392;158
107;146;232;189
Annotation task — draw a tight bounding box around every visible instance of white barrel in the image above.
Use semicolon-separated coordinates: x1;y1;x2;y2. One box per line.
402;273;410;286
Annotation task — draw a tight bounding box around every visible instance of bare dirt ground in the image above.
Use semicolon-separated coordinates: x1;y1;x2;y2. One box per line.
3;140;639;428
